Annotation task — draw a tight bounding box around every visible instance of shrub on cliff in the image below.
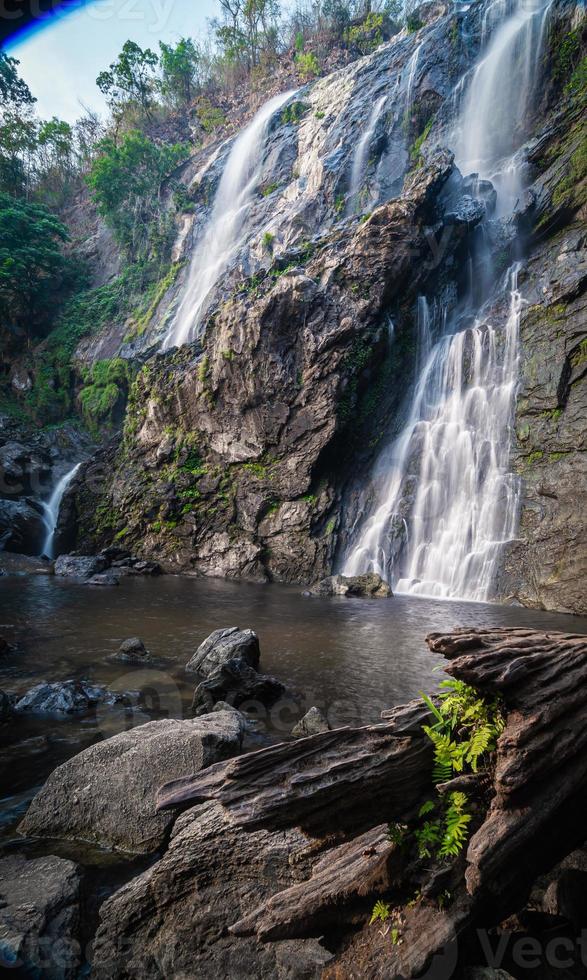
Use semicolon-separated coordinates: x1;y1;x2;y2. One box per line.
86;131;189;259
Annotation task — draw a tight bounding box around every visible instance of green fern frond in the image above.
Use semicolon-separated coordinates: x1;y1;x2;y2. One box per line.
370;900;391;925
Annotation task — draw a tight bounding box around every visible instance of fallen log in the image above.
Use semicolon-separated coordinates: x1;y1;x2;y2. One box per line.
157;718;434;837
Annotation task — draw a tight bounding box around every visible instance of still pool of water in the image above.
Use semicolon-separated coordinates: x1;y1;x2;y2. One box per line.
1;574;586;851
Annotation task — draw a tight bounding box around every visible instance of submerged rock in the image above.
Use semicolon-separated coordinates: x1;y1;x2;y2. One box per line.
309;573;392;598
13;679;135;715
86;571;120;586
18;712;245;854
0;854;82;980
112;636;152;664
185;626;261;676
91;800;332;979
54;554;107;580
292;706;331;738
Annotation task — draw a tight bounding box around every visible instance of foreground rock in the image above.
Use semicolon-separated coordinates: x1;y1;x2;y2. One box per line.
152;628;587;978
53;551;163;581
186;626;260;676
308;573;392;598
291;706;330;738
19;712;244;854
91;800;333;979
13;679;137;715
0;854;81;979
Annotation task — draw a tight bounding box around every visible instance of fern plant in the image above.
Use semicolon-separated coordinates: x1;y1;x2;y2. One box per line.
370;900;391;925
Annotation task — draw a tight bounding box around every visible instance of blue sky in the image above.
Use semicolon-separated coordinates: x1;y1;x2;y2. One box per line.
6;0;222;122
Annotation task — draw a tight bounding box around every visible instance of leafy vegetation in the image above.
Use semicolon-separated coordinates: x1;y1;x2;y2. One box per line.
79;358;132;432
0;193;82;341
86;131;189;259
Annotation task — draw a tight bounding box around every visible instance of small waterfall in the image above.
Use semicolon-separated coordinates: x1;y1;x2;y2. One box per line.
344;0;553;601
348;94;388;214
41;463;82;559
403;42;423;116
162;90;297;351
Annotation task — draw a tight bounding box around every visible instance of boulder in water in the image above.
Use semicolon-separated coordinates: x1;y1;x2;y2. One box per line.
13;679;134;715
192;659;292;716
18;712;245;854
309;573;392;598
292;706;331;738
0;854;82;980
186;626;261;676
54;554;107;580
112;636;152;664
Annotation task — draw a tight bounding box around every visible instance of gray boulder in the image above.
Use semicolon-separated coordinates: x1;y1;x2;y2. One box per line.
111;636;152;664
0;854;81;979
19;712;245;854
443;194;486;226
54;554;107;580
292;706;330;738
309;573;392;598
186;626;261;676
193;659;290;716
13;679;132;715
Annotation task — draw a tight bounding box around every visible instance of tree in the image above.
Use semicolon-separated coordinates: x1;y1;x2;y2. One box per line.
0;52;36;109
96;41;159;119
159;38;202;108
215;0;281;71
0;193;78;339
86;130;189;258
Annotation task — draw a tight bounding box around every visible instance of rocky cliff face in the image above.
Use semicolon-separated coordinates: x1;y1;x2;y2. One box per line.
67;0;585;612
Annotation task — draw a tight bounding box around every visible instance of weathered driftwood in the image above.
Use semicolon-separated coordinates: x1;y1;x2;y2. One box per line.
157;718;433;836
156;628;587;979
431;628;587;915
230;823;399;940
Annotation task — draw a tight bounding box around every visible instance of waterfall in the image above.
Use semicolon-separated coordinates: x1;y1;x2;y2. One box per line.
403;42;423;116
456;0;554;211
348;94;388;213
41;463;81;559
344;0;553;601
162;90;297;351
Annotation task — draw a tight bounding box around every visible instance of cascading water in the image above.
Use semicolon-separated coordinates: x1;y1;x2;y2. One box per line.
344;0;553;601
40;462;82;559
348;94;388;213
162;90;297;351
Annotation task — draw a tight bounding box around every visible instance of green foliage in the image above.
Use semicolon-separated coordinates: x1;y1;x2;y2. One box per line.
159;38;202;107
195;97;226;133
370;900;391;925
260;181;280;197
0;51;35;108
411;118;433;165
87;130;189;258
96;40;158;118
346;12;385;55
383;681;504;867
566;55;587;97
215;0;281;72
262;230;275;250
406;13;424;32
281;101;309;125
295;51;320;80
552;28;582;85
0;193;79;337
79;358;131;431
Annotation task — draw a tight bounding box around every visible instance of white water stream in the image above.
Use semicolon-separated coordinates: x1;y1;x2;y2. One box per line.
41;463;82;559
162;90;296;351
344;0;552;600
